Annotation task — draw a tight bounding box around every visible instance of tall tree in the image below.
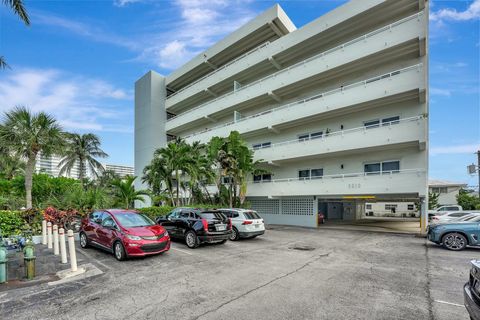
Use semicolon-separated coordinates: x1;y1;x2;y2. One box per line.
142;156;174;205
0;107;64;208
1;0;30;69
111;176;149;209
59;133;108;182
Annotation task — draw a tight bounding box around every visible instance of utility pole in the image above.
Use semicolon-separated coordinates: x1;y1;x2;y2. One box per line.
477;150;480;198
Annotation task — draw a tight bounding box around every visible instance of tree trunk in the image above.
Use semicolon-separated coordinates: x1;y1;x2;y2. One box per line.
229;180;233;208
175;170;180;207
25;155;36;209
79;160;85;182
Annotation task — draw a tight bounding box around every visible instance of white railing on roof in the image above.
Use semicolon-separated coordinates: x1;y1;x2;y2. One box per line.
183;63;423;139
250;116;424;150
247;168;426;184
167;42;271;100
169;11;424;121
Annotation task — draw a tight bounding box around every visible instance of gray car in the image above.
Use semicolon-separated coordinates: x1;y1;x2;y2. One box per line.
465;260;480;320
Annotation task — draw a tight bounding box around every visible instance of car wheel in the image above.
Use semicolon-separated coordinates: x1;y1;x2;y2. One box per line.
79;232;89;248
113;241;127;261
442;233;467;251
185;230;199;249
229;227;239;241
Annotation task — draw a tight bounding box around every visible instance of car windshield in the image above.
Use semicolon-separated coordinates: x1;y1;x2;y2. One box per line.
115;213;155;227
243;211;261;219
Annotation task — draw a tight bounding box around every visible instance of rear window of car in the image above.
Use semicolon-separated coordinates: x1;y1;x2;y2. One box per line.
243;211;261;220
199;212;225;220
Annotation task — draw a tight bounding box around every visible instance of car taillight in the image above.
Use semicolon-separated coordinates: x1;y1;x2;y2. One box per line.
228;218;232;230
242;220;253;225
202;218;209;232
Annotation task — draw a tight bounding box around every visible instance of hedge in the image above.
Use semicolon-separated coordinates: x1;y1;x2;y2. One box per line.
0;210;24;237
137;204;223;220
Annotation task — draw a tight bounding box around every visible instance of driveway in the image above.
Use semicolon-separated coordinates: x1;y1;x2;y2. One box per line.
2;227;472;320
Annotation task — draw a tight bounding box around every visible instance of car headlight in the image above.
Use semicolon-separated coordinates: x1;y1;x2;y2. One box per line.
163;230;169;237
126;234;142;241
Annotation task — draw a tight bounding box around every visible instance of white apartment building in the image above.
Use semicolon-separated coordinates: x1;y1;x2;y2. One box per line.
135;0;429;228
103;164;134;178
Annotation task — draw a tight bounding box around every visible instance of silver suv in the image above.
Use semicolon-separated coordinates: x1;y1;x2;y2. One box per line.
218;209;265;241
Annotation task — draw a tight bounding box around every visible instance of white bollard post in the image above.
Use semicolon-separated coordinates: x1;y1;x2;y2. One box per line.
53;225;59;255
59;228;67;264
42;220;47;245
47;222;53;249
67;230;77;272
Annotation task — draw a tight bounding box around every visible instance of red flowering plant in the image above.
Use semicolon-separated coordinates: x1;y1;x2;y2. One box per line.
43;206;61;225
43;206;81;231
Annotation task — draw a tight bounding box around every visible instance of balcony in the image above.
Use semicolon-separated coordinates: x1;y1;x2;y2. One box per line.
253;116;426;163
184;64;425;143
166;12;425;132
246;169;427;198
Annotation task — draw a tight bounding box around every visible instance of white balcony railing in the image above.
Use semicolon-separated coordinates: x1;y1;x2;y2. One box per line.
166;42;271;100
251;115;424;151
167;11;424;121
246;169;427;197
184;63;423;140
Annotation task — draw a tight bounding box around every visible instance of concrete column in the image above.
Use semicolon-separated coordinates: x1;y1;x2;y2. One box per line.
134;71;167;208
59;228;67;264
53;225;59;255
420;197;427;234
42;220;47;245
47;222;52;249
67;230;77;272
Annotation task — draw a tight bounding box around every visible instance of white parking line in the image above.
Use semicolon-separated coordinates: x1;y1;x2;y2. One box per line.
171;247;194;255
77;248;112;270
434;300;464;307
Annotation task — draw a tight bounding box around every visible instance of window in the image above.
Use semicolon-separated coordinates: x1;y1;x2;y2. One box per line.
168;209;182;219
364;120;380;129
382;116;400;125
253;142;271;150
366;204;372;210
364;163;381;174
449;212;466;217
298;170;310;180
298;131;323;142
385;204;398;210
102;216;115;228
382;161;400;173
222;176;232;184
179;211;190;219
431;187;448;194
253;174;271;183
311;168;324;179
243;211;261;220
90;211;105;224
407;204;414;210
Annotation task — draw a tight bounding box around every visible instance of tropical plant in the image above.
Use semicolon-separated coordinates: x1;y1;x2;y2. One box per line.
0;107;65;208
1;0;30;69
0;146;25;179
457;189;480;210
59;133;108;182
428;192;439;210
111;176;149;209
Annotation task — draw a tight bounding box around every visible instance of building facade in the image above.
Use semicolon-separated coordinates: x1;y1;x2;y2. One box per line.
135;0;429;228
429;180;467;206
103;164;135;178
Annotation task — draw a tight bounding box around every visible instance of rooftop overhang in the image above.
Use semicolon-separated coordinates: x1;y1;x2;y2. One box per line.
166;4;296;91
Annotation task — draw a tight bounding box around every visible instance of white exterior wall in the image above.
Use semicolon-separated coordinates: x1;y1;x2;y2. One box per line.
134;1;429;226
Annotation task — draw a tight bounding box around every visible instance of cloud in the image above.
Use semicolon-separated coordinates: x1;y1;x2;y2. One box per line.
31;11;138;50
430;87;451;97
113;0;142;7
0;68;133;133
430;144;480;155
430;0;480;21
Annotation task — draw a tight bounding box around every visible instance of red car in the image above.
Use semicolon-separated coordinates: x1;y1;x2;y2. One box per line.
79;209;170;260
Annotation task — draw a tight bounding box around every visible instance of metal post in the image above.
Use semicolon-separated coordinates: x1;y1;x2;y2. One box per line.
47;222;52;249
0;244;7;284
42;220;47;245
53;225;59;256
67;230;77;272
59;228;67;264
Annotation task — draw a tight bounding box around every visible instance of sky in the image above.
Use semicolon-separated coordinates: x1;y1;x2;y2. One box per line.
0;0;479;186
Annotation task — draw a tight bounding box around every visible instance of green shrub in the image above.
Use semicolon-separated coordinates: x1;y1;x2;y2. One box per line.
0;210;24;237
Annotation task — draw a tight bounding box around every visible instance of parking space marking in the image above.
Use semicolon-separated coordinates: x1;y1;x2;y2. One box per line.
171;247;194;255
77;248;112;270
434;300;464;307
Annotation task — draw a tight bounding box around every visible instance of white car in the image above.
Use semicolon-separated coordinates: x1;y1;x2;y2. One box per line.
430;211;472;223
218;209;265;241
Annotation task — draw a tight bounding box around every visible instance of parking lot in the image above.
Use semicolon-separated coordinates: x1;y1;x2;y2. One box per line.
2;227;474;320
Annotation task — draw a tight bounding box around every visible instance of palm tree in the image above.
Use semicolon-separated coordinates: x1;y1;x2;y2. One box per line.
142;156;175;205
1;0;30;70
0;107;64;208
111;176;149;209
59;133;108;182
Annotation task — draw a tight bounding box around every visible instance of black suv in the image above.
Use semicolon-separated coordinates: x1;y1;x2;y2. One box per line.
156;208;232;249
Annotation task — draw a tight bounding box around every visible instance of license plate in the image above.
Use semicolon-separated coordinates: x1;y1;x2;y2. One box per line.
255;224;260;228
216;224;226;231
